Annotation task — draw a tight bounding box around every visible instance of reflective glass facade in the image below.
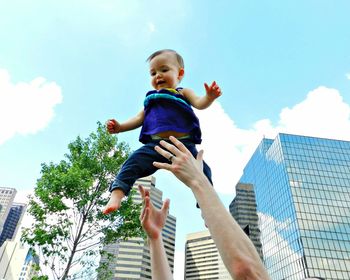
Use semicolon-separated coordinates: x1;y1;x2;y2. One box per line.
240;133;350;279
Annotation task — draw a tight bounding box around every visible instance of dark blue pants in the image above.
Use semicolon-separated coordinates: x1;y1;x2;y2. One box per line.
110;139;213;200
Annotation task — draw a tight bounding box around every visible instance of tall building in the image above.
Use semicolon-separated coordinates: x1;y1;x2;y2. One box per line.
229;183;263;260
0;240;39;280
99;176;176;279
0;187;17;236
185;230;231;280
239;133;350;279
0;202;27;246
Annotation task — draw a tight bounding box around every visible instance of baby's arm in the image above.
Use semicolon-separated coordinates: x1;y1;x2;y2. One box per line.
181;81;222;110
106;110;144;134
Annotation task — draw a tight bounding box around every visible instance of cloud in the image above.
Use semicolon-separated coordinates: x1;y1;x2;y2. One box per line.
258;213;305;279
197;86;350;194
0;69;62;145
346;73;350;80
277;87;350;139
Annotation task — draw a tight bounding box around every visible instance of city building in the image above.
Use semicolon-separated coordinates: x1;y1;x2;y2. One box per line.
229;183;263;260
185;230;231;280
0;240;39;280
0;202;27;247
239;133;350;279
98;176;176;279
0;187;17;236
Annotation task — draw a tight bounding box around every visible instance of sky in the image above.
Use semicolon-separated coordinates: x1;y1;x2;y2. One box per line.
1;0;350;278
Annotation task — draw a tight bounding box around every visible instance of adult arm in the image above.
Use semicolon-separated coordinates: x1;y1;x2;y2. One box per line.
181;81;222;110
106;109;144;134
153;136;270;280
138;185;173;280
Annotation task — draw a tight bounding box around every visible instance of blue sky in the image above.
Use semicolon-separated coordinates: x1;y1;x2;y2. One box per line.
1;0;350;278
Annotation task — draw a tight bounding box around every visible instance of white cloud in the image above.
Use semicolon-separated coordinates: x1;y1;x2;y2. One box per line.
197;86;350;194
277;86;350;139
258;213;305;279
346;73;350;80
0;69;62;145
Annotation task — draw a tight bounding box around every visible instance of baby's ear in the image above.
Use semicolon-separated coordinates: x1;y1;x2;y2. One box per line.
178;68;185;80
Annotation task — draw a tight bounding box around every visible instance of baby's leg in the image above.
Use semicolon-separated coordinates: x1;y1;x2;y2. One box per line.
103;142;163;214
103;189;125;214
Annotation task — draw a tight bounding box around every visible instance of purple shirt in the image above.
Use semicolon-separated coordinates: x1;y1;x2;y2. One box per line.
139;88;202;144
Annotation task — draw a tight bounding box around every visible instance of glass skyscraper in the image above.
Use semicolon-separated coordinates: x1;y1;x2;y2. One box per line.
240;133;350;279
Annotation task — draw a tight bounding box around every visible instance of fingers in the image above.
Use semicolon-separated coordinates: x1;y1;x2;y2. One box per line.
197;150;204;162
138;185;150;201
153;161;172;171
168;136;190;153
161;198;170;214
158;136;190;156
106;119;119;133
141;206;150;225
140;196;151;219
153;136;193;169
138;185;145;198
205;81;222;97
154;145;175;161
158;139;182;157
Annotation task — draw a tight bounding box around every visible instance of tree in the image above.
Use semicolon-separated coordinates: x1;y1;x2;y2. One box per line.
21;122;144;279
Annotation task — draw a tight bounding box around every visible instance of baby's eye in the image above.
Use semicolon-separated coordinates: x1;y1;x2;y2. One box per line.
161;68;169;73
150;72;156;76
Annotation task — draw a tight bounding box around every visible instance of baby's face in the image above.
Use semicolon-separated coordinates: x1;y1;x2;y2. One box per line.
149;52;184;90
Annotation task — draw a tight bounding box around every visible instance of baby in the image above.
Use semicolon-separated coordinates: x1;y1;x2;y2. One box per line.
103;49;221;214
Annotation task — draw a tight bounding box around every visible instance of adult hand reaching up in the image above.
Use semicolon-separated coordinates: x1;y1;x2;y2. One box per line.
153;136;270;280
138;185;173;280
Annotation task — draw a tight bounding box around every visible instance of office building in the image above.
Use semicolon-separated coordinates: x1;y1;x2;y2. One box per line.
0;187;17;236
0;240;39;280
99;176;176;279
0;202;27;246
229;183;263;260
185;230;231;280
239;133;350;279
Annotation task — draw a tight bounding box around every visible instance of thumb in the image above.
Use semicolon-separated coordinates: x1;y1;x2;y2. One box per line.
197;150;204;162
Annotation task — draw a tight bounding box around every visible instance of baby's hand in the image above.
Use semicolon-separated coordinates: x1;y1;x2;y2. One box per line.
106;119;121;134
204;81;222;101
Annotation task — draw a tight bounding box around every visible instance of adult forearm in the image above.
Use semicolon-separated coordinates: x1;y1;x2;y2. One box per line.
190;177;270;280
149;237;173;280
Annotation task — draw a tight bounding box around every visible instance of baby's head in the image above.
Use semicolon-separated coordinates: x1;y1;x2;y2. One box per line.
147;49;185;90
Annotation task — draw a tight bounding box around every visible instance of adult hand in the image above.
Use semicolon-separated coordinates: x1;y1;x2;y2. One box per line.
153;136;207;187
106;119;121;134
204;81;222;101
139;185;170;240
